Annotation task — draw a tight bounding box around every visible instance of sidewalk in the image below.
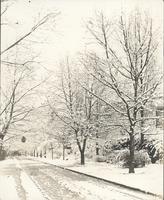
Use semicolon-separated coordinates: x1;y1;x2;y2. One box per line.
32;157;163;198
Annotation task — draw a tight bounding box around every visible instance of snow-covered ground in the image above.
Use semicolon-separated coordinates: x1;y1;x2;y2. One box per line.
0;176;19;200
0;158;163;200
34;157;163;197
0;159;45;200
0;160;19;200
69;162;163;196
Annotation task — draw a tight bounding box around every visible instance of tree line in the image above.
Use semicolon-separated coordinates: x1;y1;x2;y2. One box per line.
0;1;162;173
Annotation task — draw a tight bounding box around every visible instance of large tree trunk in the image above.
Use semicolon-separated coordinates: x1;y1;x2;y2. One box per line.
0;134;5;140
80;150;85;165
76;129;87;165
76;138;86;165
140;106;145;147
0;135;4;160
129;134;135;173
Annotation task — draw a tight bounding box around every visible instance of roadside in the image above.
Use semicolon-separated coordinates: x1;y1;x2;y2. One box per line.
32;157;163;198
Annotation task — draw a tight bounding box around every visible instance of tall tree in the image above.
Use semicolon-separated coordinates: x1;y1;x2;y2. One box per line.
85;11;161;173
48;59;97;165
0;57;49;155
0;1;58;155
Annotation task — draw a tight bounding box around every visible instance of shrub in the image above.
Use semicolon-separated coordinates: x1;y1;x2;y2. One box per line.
103;138;130;154
10;150;21;156
106;150;120;164
94;155;106;162
104;136;163;164
117;149;150;168
142;138;163;164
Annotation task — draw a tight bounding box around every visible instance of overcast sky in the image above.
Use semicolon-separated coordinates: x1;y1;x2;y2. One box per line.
2;0;163;68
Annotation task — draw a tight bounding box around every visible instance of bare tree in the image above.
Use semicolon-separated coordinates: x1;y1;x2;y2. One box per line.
0;1;58;155
85;11;161;173
47;59;98;165
0;59;49;152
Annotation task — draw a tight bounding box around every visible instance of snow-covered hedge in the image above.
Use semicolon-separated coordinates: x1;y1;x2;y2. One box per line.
142;138;163;163
116;149;151;168
103;135;163;164
94;155;106;162
103;138;130;153
106;151;120;164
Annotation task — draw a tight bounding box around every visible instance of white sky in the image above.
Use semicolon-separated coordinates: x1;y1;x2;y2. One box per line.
2;0;163;68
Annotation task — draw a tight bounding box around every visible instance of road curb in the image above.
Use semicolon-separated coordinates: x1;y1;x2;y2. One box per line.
32;158;163;199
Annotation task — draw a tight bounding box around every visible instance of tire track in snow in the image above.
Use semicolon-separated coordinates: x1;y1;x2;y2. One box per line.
14;158;45;200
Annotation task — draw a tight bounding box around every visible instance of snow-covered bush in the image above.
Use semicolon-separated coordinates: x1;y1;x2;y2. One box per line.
117;149;150;168
106;150;120;164
142;138;163;164
9;150;21;157
103;138;130;154
95;155;106;162
85;142;96;159
103;140;112;154
104;136;163;164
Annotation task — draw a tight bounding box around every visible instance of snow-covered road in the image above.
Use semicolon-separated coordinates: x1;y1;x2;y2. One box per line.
0;158;160;200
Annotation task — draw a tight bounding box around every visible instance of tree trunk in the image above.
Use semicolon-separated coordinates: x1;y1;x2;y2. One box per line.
0;135;4;157
129;134;135;173
63;144;65;160
80;150;85;165
140;106;144;147
0;134;5;140
140;133;144;147
0;145;3;160
76;133;86;165
96;142;99;155
44;148;46;158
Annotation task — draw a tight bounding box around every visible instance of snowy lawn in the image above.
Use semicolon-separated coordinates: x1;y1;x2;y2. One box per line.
34;157;163;196
69;162;163;196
